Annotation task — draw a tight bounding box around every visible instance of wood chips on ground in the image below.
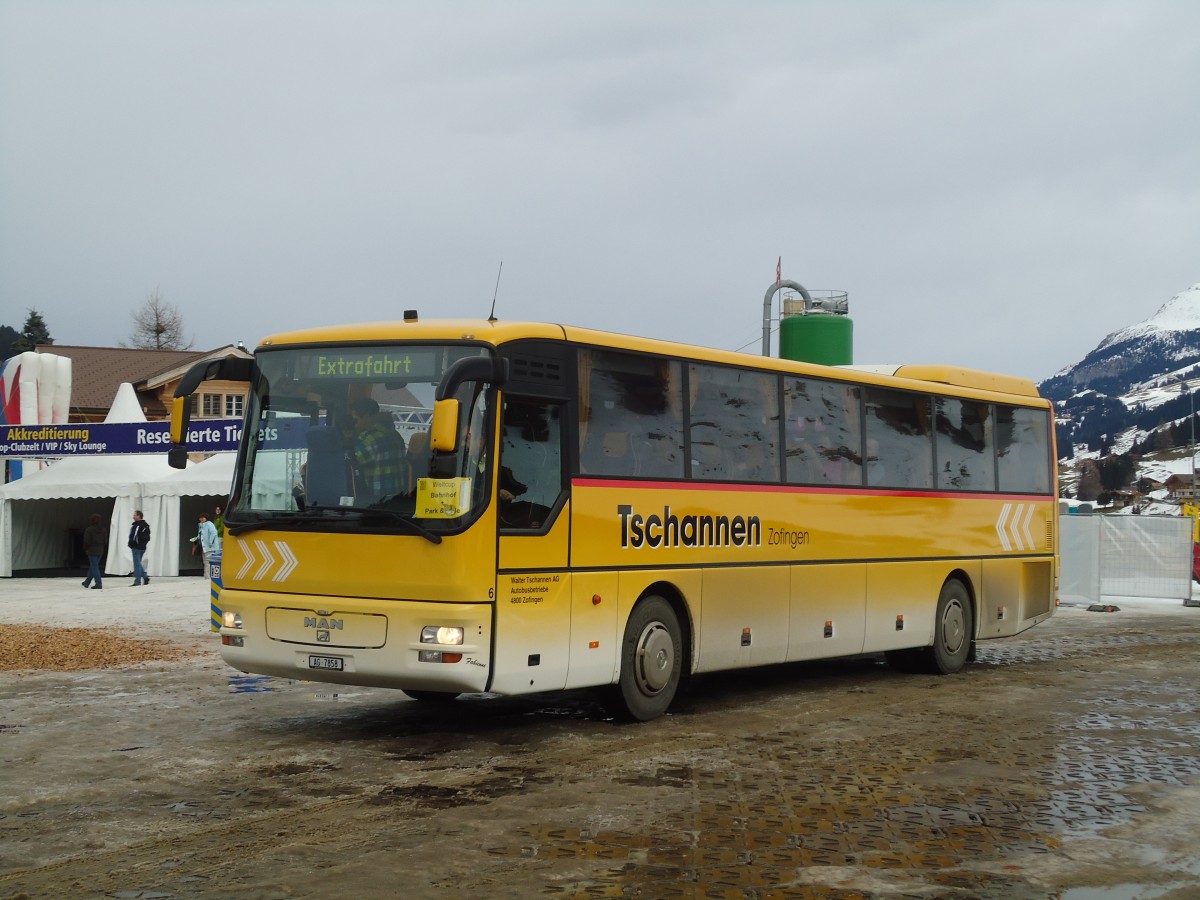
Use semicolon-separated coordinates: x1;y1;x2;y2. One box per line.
0;624;193;672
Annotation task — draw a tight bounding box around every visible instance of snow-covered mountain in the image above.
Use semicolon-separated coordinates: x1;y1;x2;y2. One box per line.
1042;283;1200;402
1041;284;1200;458
1041;283;1200;504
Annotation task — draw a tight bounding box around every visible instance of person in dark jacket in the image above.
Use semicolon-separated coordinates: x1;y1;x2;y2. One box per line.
81;513;106;590
128;510;151;586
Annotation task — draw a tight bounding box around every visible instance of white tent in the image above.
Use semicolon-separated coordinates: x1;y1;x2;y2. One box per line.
0;452;236;578
0;453;173;576
140;453;236;577
0;380;237;578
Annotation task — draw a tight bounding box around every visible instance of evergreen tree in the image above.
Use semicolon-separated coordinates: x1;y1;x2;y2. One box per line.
1076;461;1101;502
11;310;53;354
0;324;19;360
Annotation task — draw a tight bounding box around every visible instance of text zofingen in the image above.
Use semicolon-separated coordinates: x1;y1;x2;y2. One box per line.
617;504;762;550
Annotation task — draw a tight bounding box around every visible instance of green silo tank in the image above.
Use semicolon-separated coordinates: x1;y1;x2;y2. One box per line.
779;312;853;366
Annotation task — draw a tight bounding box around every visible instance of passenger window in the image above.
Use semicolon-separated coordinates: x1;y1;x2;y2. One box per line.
579;350;684;478
688;364;780;482
785;378;862;486
996;406;1052;494
864;387;933;489
935;398;996;491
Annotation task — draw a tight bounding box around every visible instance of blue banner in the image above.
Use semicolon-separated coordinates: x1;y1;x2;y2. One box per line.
0;420;245;457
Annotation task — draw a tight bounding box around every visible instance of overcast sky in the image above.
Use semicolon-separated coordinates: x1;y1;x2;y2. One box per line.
2;1;1198;382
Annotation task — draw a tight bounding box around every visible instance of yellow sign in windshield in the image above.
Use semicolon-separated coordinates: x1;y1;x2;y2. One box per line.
416;477;472;518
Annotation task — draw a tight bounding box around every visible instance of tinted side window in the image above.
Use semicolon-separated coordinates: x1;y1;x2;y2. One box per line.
499;397;564;530
996;405;1052;494
784;378;862;485
935;398;996;491
578;349;684;478
864;387;933;489
688;364;780;482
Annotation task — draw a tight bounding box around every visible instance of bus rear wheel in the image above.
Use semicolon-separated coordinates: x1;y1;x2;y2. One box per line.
924;578;973;674
611;596;682;722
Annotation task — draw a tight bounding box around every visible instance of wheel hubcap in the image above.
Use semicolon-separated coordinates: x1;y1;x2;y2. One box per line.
942;600;965;655
635;622;674;694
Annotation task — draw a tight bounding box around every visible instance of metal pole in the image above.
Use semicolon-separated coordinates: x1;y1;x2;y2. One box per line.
762;279;814;357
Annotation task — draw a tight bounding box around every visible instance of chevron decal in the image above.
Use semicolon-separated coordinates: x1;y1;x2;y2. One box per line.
995;503;1036;552
236;539;300;582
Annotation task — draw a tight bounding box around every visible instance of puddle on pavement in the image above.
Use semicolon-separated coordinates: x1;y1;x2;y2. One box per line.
226;674;275;693
479;654;1200;897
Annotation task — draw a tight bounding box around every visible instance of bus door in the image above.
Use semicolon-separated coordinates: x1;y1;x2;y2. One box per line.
493;394;573;695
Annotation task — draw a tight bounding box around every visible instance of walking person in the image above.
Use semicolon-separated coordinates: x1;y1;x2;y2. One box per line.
81;513;105;590
195;513;219;578
128;510;151;586
213;505;225;552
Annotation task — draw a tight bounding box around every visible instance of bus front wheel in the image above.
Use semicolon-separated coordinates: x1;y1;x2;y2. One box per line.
925;578;973;674
611;596;683;722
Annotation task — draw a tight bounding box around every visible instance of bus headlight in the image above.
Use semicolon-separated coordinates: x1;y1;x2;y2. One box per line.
419;625;464;663
421;626;464;645
223;610;244;629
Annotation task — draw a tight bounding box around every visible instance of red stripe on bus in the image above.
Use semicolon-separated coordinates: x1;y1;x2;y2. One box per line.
570;477;1053;503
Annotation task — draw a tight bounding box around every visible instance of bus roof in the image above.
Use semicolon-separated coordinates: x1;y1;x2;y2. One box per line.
256;318;1045;402
841;364;1041;398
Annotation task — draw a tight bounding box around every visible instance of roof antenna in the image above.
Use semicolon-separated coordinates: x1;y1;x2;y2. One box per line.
488;261;503;322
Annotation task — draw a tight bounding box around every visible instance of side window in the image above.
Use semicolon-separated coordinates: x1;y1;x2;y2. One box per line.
579;349;683;478
864;387;933;489
688;364;780;482
785;378;862;486
996;405;1052;494
935;398;995;491
499;397;565;529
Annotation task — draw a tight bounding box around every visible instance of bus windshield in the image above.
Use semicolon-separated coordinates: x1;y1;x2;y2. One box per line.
233;343;492;532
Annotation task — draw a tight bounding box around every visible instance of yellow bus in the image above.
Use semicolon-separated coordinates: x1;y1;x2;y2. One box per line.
169;316;1057;721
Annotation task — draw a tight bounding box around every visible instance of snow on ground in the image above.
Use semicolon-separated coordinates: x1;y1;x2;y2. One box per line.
0;576;213;638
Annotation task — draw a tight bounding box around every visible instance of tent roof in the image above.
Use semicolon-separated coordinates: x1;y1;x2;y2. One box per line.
0;453;238;502
142;453;235;498
0;454;174;500
104;383;147;423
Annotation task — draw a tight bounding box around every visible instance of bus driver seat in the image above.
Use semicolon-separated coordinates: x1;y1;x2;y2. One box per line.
305;426;351;507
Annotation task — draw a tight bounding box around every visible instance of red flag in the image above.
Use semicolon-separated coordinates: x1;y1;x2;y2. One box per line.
776;256;781;285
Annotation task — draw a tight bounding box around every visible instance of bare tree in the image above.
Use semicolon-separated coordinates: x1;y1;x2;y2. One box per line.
125;289;193;350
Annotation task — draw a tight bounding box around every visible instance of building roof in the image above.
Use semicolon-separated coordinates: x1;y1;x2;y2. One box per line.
35;344;248;418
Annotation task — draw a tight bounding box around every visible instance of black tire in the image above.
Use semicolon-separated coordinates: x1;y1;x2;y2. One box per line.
611;596;683;722
401;690;460;703
923;578;974;674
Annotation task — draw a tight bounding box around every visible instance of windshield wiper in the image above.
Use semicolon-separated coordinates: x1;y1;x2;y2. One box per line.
228;514;313;536
228;506;442;544
344;506;443;544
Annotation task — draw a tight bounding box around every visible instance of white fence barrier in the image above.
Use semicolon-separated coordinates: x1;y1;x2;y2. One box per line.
1060;514;1193;603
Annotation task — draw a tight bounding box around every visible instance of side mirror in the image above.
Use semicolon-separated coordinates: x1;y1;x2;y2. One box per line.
430;398;461;452
168;356;253;468
434;355;509;401
168;395;192;469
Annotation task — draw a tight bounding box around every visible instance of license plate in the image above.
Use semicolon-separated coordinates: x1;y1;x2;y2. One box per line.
308;655;344;671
